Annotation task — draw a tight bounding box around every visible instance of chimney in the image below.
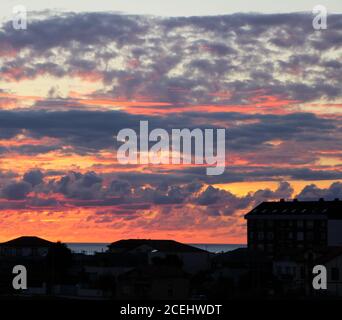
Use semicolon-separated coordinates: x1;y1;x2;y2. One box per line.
335;198;340;202
280;198;285;202
293;198;298;202
319;198;325;202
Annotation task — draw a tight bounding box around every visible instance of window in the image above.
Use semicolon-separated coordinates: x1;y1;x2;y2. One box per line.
307;232;314;241
267;232;274;240
249;232;254;240
258;232;264;240
331;267;340;281
297;232;304;241
320;232;326;240
306;220;314;228
257;244;264;251
288;232;293;240
297;220;304;228
267;220;274;228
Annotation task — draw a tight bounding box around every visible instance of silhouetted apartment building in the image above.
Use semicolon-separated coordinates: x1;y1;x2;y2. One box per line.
0;236;54;257
245;199;342;255
108;239;212;273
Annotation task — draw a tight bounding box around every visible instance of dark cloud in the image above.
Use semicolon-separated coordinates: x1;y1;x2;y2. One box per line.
0;12;341;104
0;13;147;51
1;181;31;200
109;180;132;197
55;171;103;200
0;109;339;159
23;169;44;186
297;182;342;201
193;182;293;216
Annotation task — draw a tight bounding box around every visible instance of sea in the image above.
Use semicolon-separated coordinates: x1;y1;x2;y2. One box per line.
66;243;246;255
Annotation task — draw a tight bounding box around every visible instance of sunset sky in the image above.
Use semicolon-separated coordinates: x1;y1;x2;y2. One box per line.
0;1;341;243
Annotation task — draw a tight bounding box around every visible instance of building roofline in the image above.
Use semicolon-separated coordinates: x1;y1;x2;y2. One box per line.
245;200;342;219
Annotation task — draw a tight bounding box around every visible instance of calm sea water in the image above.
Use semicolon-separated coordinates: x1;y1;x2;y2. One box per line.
66;243;246;255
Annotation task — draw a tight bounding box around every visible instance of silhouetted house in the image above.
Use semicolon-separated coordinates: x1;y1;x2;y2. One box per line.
245;199;342;256
108;239;211;273
117;265;189;300
0;236;54;257
76;252;148;285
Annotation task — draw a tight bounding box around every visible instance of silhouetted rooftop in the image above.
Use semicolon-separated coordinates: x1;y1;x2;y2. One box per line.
119;265;188;279
213;248;270;266
0;236;54;247
108;239;208;253
316;247;342;264
245;199;342;219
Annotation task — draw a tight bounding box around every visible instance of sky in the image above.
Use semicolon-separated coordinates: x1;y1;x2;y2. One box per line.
0;1;341;243
1;0;342;18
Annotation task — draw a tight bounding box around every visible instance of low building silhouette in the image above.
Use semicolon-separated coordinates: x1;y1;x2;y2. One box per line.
108;239;212;273
0;236;54;258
